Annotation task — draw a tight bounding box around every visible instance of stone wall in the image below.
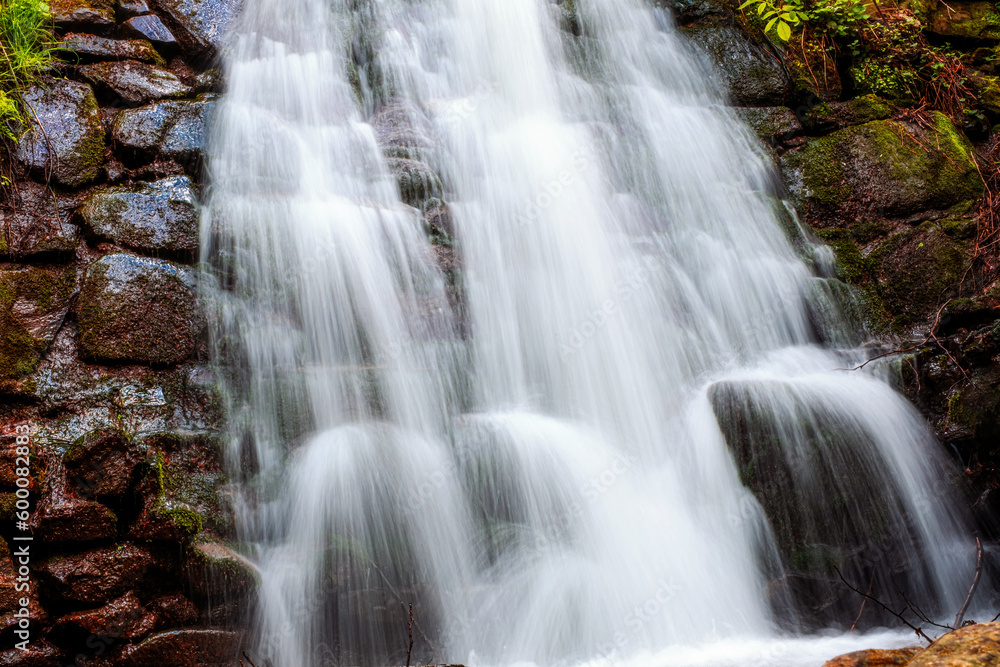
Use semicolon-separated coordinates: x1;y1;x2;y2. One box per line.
0;0;254;665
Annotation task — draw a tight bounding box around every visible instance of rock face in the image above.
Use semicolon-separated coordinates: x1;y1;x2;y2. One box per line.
926;0;1000;41
117;629;242;667
79;176;200;255
0;266;75;379
822;647;924;667
79;60;191;105
122;14;179;47
681;19;790;106
36;544;165;604
49;0;116;30
60;33;165;64
0;182;80;258
76;254;202;365
781;112;983;223
824;624;1000;667
151;0;240;58
112;96;215;165
15;80;105;188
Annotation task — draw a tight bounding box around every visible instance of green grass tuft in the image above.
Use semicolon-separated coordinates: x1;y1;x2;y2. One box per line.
0;0;58;141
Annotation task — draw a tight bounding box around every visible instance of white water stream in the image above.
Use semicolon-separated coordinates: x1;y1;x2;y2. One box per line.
203;0;981;665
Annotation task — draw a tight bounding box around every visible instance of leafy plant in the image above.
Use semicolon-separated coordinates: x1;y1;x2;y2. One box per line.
738;0;870;43
0;0;57;140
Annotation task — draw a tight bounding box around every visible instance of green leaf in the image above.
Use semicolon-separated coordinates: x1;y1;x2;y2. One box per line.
758;3;767;15
776;20;792;40
766;16;778;30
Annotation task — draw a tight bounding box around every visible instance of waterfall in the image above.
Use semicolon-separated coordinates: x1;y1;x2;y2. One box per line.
202;0;980;665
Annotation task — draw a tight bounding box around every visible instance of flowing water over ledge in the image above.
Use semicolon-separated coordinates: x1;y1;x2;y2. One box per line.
202;0;986;664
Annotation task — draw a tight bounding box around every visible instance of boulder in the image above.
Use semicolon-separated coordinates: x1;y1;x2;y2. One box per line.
909;623;1000;666
181;539;259;601
112;96;215;165
78;61;190;105
681;19;790;106
64;429;143;499
117;0;152;18
799;95;893;135
49;0;115;31
148;592;199;628
0;641;60;667
927;1;1000;41
781;112;983;223
736;106;804;150
0;266;76;379
60;33;165;65
372;100;436;160
50;591;156;641
151;0;240;58
822;647;924;667
121;14;179;49
117;628;241;667
36;543;165;603
14;80;105;188
79;176;200;255
32;496;118;542
76;254;203;365
0;182;80;258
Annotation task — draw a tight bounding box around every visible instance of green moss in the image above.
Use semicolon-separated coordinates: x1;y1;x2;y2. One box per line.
787;136;848;206
816;229;868;284
0;265;74;379
0;492;16;520
161;506;203;538
849;61;914;103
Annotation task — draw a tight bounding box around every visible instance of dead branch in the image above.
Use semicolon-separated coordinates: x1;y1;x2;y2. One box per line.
954;537;984;628
835;567;933;644
406;603;415;667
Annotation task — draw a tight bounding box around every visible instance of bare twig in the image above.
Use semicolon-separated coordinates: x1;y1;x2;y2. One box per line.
954;537;984;628
406;603;414;667
240;652;260;667
835;567;933;644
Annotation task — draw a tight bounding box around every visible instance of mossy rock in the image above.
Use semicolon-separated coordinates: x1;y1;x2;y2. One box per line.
0;265;76;379
869;223;972;328
14;80;105;188
847;61;916;104
181;539;259;601
927;0;1000;41
781;112;983;223
799;95;892;135
76;253;203;365
680;18;791;105
786;39;842;102
973;73;1000;114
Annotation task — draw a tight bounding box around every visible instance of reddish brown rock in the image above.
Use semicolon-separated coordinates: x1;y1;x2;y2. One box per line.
117;628;241;666
64;429;142;499
910;623;1000;667
823;646;924;667
0;640;60;667
31;496;117;542
148;593;198;629
181;540;258;601
0;538;47;634
51;591;156;641
36;543;165;604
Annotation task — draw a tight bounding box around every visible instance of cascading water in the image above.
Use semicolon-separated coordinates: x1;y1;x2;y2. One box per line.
203;0;985;665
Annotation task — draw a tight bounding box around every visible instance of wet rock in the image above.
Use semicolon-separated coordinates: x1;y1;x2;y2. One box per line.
112;96;215;165
14;80;105;188
822;647;924;667
50;0;116;31
78;61;190;105
0;538;47;637
60;33;165;65
77;254;202;365
64;429;143;499
148;593;198;628
372;100;436;160
121;14;179;49
909;623;1000;666
781;112;983;223
681;19;789;106
0;641;60;667
799;95;893;135
36;543;165;604
117;0;152;17
79;176;199;255
387;158;443;208
736;106;804;150
32;496;118;542
927;1;1000;41
0;182;80;258
117;628;241;667
181;539;258;601
51;591;156;641
0;266;76;379
151;0;240;58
